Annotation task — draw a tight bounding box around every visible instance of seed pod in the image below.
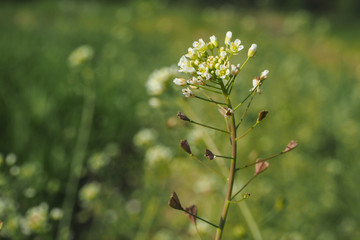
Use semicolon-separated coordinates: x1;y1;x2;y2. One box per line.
168;192;183;210
254;159;269;176
205;149;215;160
177;112;190;122
284;140;298;152
257;110;268;122
185;205;197;225
180;139;192;155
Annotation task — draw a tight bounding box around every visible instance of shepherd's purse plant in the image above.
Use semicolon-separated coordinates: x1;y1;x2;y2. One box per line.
167;31;298;239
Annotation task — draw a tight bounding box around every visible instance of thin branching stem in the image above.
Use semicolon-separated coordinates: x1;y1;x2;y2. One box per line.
236;121;259;141
236;91;256;129
214;155;233;160
189;120;230;134
235;152;284;171
195;96;227;105
182;209;219;228
231;176;256;201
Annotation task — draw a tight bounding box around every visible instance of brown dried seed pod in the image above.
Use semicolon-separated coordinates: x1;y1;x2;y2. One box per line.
168;192;183;210
257;110;268;122
205;149;215;160
254;159;270;176
177;112;190;122
284;140;298;152
185;205;197;225
180;139;192;155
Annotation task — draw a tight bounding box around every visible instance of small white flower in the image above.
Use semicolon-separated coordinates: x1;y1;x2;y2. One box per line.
220;49;227;59
248;43;257;57
178;56;196;74
182;87;195;98
260;69;269;80
192;38;207;53
203;72;212;80
209;35;219;48
250;77;262;94
228;39;244;55
231;64;240;75
173;78;187;86
197;63;208;75
215;64;230;79
225;31;232;46
185;47;198;59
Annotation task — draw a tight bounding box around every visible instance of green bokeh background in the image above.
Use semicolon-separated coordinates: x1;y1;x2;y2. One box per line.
0;1;359;239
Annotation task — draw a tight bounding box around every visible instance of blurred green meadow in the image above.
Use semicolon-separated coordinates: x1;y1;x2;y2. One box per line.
0;1;360;239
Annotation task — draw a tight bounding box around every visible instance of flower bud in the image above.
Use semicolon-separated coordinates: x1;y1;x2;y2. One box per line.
180;139;192;155
177;112;190;122
231;64;240;76
173;78;187;86
168;192;183;210
225;31;232;46
248;44;257;58
205;149;215;160
284;140;298;153
260;70;269;80
185;205;197;225
254;159;269;176
257;110;268;122
210;35;219;48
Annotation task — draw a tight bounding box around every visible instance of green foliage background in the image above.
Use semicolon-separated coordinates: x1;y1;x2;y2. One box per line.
0;1;359;239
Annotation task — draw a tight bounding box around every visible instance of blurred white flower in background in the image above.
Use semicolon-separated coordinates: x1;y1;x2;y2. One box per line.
146;65;178;96
50;208;63;221
5;153;17;166
20;202;49;235
145;145;173;166
79;182;101;206
68;45;94;68
133;128;158;148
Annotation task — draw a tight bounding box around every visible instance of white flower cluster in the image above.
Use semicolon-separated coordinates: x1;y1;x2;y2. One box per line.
20;202;49;235
146;65;178;96
175;31;246;97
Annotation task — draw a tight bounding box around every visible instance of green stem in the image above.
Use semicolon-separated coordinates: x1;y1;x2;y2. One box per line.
236;92;256;129
191;85;222;94
182;209;219;228
205;83;222;90
234;88;256;112
57;74;96;240
231;176;256;201
215;81;237;240
235;121;259;141
214;155;233;160
195;96;227;105
235;152;284;171
190;120;230;134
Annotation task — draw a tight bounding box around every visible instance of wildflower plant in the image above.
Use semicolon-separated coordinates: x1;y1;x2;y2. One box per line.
168;31;298;239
